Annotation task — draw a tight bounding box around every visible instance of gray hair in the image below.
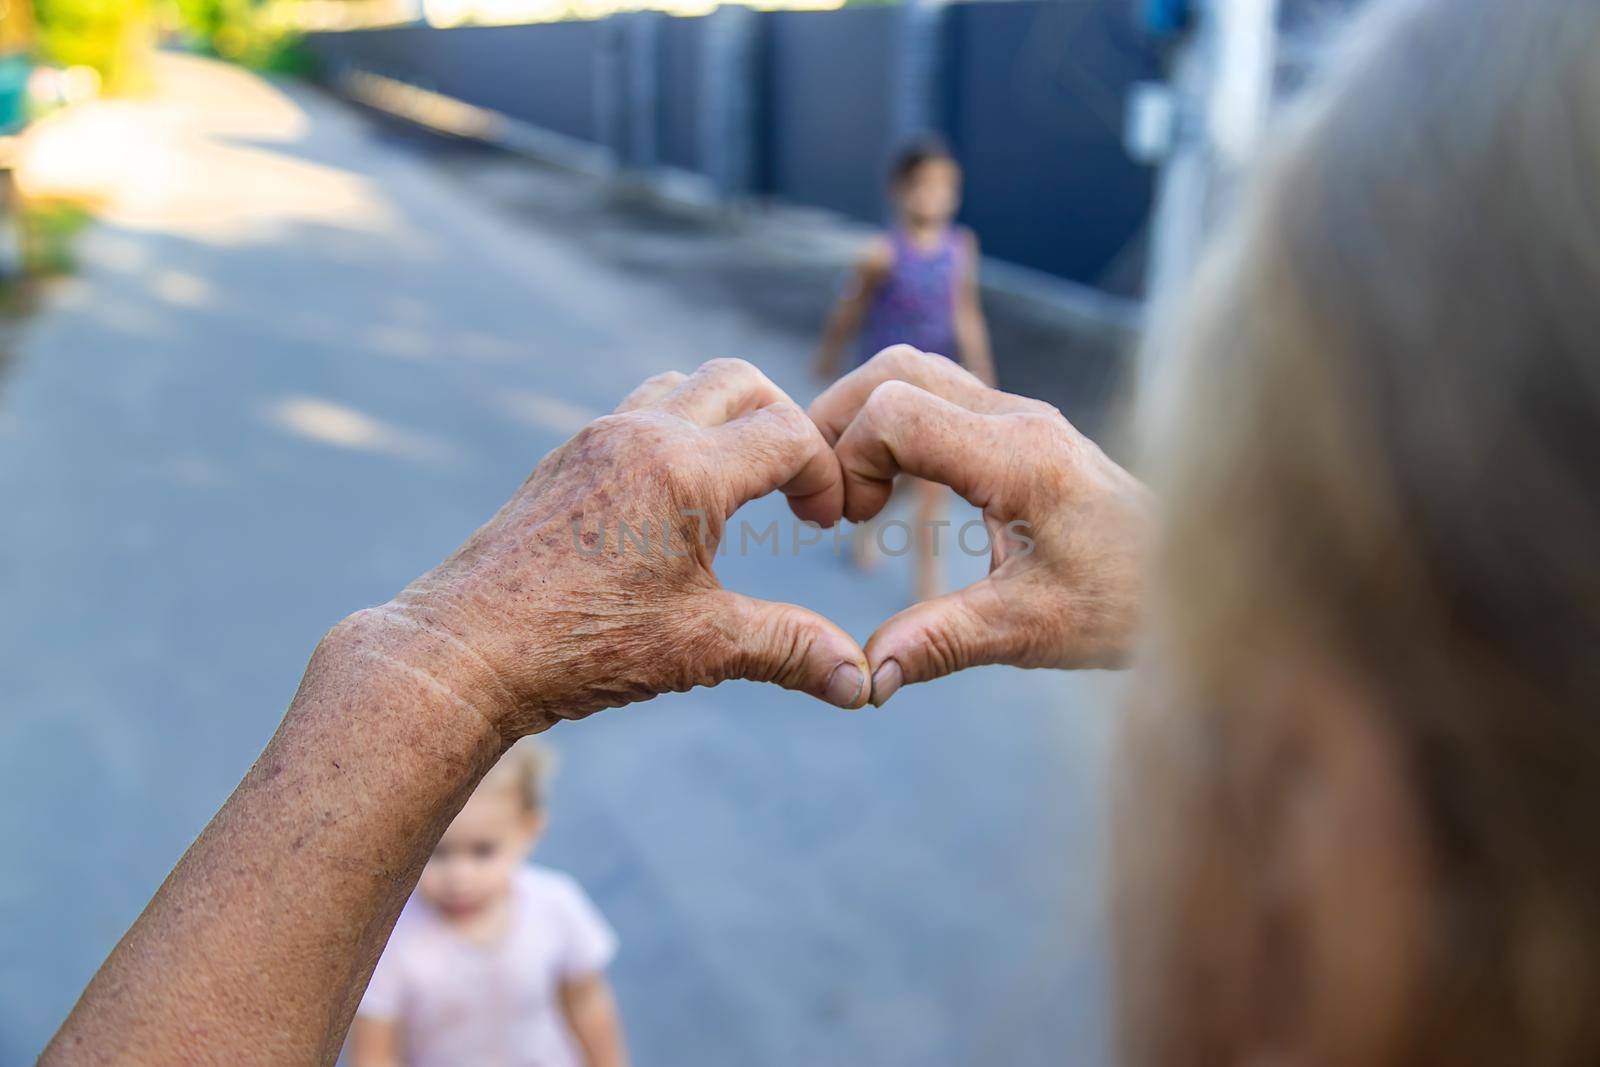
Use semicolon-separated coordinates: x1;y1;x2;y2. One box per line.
1147;0;1600;1061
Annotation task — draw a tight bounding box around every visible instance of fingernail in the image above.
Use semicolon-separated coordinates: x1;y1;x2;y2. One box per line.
870;659;903;707
825;663;866;709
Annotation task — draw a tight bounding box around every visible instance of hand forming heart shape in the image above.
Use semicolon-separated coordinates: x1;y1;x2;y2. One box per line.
373;346;1149;740
804;345;1150;704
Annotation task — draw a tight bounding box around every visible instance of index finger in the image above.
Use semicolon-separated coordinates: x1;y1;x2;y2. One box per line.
712;398;844;527
662;358;789;426
808;345;1050;444
833;380;1020;523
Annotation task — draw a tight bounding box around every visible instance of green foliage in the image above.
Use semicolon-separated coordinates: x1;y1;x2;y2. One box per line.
173;0;236;39
0;198;93;317
31;0;311;86
175;0;314;77
21;200;92;276
32;0;154;93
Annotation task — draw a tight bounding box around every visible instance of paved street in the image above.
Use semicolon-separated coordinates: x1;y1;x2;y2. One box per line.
0;56;1123;1066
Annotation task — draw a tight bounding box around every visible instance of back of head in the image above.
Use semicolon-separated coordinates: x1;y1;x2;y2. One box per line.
481;737;556;813
1145;0;1600;1061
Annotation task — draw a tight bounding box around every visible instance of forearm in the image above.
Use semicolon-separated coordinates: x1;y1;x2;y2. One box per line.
574;1017;629;1067
42;609;511;1066
348;1016;403;1067
41;357;869;1063
565;982;629;1067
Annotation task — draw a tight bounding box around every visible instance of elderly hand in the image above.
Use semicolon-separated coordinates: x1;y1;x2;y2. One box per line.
43;353;1145;1067
808;346;1151;705
353;358;872;737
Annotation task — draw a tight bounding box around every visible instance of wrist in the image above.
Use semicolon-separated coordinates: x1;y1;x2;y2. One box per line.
319;604;539;743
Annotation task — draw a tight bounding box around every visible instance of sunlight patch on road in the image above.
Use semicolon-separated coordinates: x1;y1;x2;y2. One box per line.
14;55;398;247
265;395;456;463
144;52;311;145
150;270;215;309
363;323;434;360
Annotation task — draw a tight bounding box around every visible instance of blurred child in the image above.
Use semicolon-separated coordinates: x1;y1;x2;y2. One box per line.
814;138;996;601
349;739;628;1067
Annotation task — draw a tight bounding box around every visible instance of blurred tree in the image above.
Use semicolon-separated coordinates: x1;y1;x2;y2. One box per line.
33;0;155;93
173;0;313;75
173;0;232;37
1;0;38;55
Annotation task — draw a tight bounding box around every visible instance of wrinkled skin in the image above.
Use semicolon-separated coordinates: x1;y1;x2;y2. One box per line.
367;357;877;736
41;352;1152;1066
811;345;1151;703
364;345;1148;725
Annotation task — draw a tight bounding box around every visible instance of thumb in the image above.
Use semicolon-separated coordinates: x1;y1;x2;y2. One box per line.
704;591;870;709
861;579;1014;706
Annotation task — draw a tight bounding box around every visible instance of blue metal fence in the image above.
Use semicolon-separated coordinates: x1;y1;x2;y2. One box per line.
305;0;1160;294
758;7;900;224
306;21;607;143
943;0;1159;289
654;13;706;173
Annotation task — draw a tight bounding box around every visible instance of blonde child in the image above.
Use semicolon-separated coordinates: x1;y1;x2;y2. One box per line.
814;138;996;601
349;740;627;1067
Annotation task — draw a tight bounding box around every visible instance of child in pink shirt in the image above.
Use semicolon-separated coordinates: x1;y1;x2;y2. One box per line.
349;740;627;1067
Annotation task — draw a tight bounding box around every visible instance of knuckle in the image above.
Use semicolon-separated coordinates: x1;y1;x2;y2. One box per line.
1003;412;1079;495
645;370;688;391
863;378;920;419
572;412;629;449
763;618;810;688
928;351;977;385
1012;394;1063;419
853;381;932;455
699;356;760;382
1012;410;1063;439
863;344;922;378
708;599;808;687
764;397;811;436
920;619;971;677
616;371;687;412
1011;412;1078;461
583;411;686;467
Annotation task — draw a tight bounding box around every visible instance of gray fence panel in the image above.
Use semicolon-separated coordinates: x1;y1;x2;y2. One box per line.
306;22;607;144
306;1;1161;292
942;0;1160;293
655;15;706;173
760;8;899;224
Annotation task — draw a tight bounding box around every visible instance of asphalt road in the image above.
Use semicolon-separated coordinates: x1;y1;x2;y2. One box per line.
0;56;1124;1066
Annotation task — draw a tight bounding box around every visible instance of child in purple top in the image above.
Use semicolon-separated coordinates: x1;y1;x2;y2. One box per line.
815;139;996;601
